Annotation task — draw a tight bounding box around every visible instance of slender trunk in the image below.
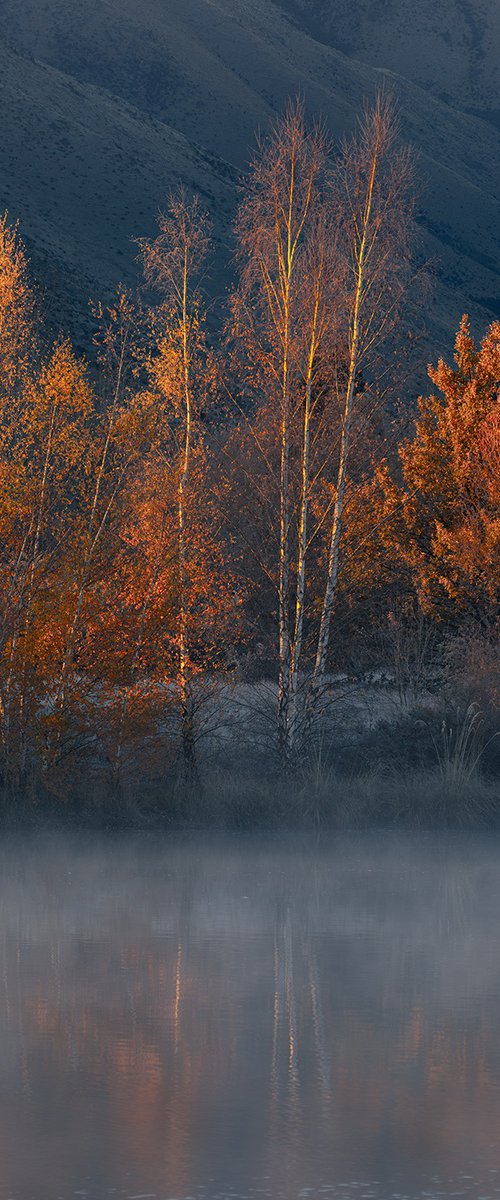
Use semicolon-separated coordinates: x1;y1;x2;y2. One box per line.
113;552;163;784
288;283;321;748
312;352;357;689
288;375;312;748
15;402;57;779
3;615;21;771
310;146;379;707
1;529;31;761
178;250;196;780
54;485;119;724
54;345;126;721
277;158;297;767
277;338;291;766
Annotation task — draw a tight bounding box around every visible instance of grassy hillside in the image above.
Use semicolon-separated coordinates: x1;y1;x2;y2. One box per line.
281;0;500;124
0;39;237;346
0;0;498;352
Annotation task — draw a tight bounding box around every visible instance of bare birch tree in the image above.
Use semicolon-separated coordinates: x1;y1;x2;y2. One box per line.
232;102;339;763
231;96;416;761
309;95;416;711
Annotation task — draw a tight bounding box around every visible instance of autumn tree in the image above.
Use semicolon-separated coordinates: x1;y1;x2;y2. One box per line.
138;188;233;777
382;316;500;622
0;248;152;789
0;214;38;401
0;338;95;790
0;205;238;797
49;289;146;739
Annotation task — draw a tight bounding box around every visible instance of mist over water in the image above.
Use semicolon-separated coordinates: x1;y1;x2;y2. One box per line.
1;832;500;1200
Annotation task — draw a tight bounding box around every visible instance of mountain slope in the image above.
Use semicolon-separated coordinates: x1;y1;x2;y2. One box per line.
280;0;500;125
0;0;498;355
0;38;237;345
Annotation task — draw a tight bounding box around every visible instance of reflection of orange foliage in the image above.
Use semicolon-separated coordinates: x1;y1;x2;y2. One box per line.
8;917;500;1190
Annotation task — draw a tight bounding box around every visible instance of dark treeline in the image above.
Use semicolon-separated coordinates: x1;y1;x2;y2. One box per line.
0;97;498;822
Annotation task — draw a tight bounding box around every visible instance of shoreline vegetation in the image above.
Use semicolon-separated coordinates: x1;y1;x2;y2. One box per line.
1;686;498;831
0;95;498;824
2;770;498;832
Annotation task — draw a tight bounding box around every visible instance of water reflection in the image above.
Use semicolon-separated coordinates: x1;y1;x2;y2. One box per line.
0;832;500;1200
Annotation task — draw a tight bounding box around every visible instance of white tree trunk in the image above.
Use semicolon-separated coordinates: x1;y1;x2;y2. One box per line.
310;144;379;706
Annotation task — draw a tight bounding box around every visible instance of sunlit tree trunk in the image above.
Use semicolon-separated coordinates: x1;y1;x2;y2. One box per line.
288;266;325;748
309;96;415;714
233;102;327;767
138;188;211;782
277;258;292;766
178;243;196;778
312;153;377;692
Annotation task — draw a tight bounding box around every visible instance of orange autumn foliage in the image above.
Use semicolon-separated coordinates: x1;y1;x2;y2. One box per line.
0;214;239;791
379;317;500;619
0;169;497;796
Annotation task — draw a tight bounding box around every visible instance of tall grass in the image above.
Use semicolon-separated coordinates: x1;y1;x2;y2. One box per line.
1;758;498;830
431;703;498;796
187;762;499;830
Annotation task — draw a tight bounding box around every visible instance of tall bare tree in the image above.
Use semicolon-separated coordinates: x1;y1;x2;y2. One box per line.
232;101;335;763
309;95;416;711
138;188;211;777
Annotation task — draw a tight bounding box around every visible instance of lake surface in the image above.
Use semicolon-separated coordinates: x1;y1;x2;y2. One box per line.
1;832;500;1200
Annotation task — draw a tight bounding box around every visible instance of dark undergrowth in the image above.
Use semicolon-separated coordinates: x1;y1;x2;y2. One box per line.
1;762;498;832
1;690;498;832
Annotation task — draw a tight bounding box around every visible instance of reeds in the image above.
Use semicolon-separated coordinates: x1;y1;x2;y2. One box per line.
429;701;498;811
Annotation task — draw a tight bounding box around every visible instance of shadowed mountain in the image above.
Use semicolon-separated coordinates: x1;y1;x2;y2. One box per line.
0;0;498;355
279;0;500;127
0;37;237;347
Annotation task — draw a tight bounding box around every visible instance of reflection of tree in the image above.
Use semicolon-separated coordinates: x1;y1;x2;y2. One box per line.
1;837;500;1196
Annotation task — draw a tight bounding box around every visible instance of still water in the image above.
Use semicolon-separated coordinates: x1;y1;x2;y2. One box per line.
1;832;500;1200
